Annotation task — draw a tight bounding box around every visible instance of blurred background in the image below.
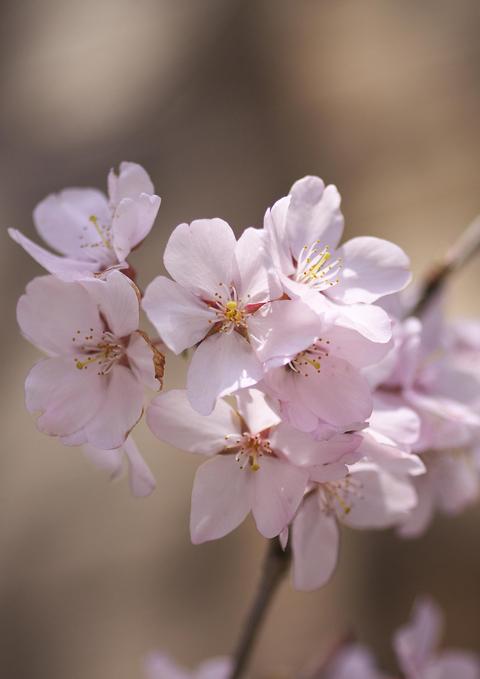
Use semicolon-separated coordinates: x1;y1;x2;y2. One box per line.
1;1;480;677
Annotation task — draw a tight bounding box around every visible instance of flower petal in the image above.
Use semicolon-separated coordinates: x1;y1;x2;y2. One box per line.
234;388;281;434
33;188;111;261
393;597;443;678
8;229;99;280
17;275;103;356
123;436;156;497
164;218;236;297
107;161;155;203
292;493;339;590
187;332;264;415
286;176;344;260
112;193;161;261
147;389;240;455
126;331;163;390
84;365;143;449
329;236;411;304
190;456;252;543
142;276;216;354
83;270;140;338
251;457;309;538
233;227;271;303
26;357;105;437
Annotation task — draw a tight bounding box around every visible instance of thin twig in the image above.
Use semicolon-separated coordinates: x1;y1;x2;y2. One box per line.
229;538;291;679
410;214;480;317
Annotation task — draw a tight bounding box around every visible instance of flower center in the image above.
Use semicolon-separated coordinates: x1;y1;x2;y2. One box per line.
289;339;331;377
78;215;114;259
295;242;342;290
224;432;273;471
319;476;362;517
208;284;249;334
72;329;124;375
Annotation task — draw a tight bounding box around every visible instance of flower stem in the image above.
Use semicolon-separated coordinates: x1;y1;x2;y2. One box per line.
229;538;291;679
411;214;480;316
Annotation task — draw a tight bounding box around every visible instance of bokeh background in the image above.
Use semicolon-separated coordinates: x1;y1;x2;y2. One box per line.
1;1;480;677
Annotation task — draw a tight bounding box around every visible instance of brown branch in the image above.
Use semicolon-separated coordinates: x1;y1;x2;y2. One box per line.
410;215;480;317
229;538;291;679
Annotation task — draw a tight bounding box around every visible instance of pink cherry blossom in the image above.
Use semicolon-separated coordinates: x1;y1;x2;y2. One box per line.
143;218;283;415
146;389;361;543
291;461;417;590
257;304;392;432
83;435;156;497
393;597;480;679
263;175;411;343
145;652;231;679
324;644;389;679
9;162;160;281
18;270;164;450
325;597;479;679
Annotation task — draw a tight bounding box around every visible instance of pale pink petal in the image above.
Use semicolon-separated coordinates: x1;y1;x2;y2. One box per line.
26;357;105;436
292;493;339;590
108;161;155;203
112;193;161;261
144;652;190;679
261;368;318;432
295;355;373;428
83;443;124;478
126;331;162;391
190;456;252;543
398;474;435;538
233;227;271;303
286;177;344;260
17;275;103;356
323;298;393;344
142;276;216;354
358;431;425;476
343;462;417;529
84;365;144;449
431;453;479;515
249;299;321;368
61;429;88;446
325;645;387;679
234;388;281;434
251;457;309;538
424;652;480;679
147;389;240;455
123;436;156;497
187;332;264;416
196;657;232;679
370;395;421;448
164;219;236;297
328;236;411;304
263;196;295;276
83;270;140;338
8;228;99;280
321;323;393;370
271;423;361;468
33;188;111;261
393;597;443;678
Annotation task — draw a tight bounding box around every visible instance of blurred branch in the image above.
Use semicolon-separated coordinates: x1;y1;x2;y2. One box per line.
411;214;480;317
229;538;291;679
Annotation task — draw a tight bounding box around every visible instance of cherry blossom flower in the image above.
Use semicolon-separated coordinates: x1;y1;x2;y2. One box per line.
365;296;480;535
83;436;156;497
291;461;418;590
256;304;392;432
393;597;480;679
146;389;361;543
17;270;164;450
143;218;280;415
263;175;411;343
145;652;231;679
325;597;480;679
324;644;389;679
9;162;160;281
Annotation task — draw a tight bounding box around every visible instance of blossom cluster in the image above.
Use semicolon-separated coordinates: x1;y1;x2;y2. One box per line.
11;164;480;591
143;597;480;679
